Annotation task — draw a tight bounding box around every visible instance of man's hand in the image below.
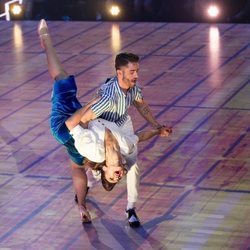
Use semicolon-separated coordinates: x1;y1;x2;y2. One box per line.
158;126;173;137
65;97;99;131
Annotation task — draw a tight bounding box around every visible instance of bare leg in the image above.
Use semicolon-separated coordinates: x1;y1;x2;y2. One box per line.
38;19;67;80
71;160;91;223
38;19;91;223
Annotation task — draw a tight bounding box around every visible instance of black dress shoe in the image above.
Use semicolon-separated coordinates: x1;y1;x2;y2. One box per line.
126;208;141;228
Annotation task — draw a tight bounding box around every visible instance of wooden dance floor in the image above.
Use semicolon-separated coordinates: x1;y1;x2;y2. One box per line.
0;20;250;249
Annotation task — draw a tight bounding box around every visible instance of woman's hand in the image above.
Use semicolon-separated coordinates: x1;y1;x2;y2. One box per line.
158;126;173;137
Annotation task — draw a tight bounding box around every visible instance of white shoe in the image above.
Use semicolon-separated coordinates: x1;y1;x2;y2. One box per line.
79;205;91;224
38;19;49;49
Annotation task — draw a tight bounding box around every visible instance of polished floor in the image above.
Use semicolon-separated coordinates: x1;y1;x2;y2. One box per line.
0;20;250;250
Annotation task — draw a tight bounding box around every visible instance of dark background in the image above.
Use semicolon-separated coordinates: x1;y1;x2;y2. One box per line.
3;0;250;23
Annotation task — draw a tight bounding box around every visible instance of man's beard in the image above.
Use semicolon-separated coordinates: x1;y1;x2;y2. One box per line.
122;76;136;87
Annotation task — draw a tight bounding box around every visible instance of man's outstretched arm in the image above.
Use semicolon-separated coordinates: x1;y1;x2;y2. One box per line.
136;127;172;142
133;98;172;136
134;98;161;128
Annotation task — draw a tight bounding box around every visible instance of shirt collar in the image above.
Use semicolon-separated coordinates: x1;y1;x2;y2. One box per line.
114;76;132;96
114;76;125;97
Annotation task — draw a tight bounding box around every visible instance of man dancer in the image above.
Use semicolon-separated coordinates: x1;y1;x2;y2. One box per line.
72;45;172;228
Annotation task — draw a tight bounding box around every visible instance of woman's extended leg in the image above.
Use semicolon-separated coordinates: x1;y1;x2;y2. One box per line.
38;19;91;223
38;19;67;80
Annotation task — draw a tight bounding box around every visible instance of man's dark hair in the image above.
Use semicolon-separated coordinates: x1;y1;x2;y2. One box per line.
115;52;139;70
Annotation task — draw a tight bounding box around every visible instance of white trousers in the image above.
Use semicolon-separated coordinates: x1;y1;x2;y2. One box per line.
119;116;140;205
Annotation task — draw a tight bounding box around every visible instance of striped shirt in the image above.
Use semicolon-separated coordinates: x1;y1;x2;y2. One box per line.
91;77;143;126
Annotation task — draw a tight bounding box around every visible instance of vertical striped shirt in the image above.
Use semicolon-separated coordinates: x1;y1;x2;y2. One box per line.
91;77;143;126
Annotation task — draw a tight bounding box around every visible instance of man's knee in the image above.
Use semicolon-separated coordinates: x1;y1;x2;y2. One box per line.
128;163;140;176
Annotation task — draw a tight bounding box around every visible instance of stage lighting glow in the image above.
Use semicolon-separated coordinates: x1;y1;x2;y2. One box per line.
207;5;219;18
13;23;23;49
110;5;120;16
209;26;221;87
111;24;121;53
10;4;22;15
13;23;24;65
1;0;23;21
